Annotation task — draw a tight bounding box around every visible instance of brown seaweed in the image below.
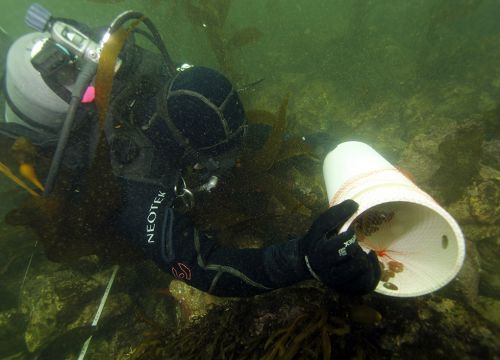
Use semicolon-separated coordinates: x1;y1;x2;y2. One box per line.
180;0;262;80
5;132;139;265
0;138;45;196
247;96;289;172
189;97;314;245
349;304;382;325
128;292;366;360
96;19;143;128
0;162;39;197
227;27;262;49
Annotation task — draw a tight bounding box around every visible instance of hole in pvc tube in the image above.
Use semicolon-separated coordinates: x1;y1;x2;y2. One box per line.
349;201;462;295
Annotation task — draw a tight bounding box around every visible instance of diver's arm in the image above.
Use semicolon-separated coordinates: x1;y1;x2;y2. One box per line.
163;209;310;297
164;206;381;297
116;180;310;296
119;182;380;297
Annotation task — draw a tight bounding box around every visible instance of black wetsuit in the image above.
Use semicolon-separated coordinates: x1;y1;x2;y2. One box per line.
98;38;312;297
116;179;310;297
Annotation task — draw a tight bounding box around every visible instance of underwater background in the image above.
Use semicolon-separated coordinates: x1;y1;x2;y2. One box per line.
0;0;499;359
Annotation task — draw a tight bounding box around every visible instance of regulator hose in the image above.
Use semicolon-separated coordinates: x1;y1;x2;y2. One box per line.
106;10;176;78
43;60;97;196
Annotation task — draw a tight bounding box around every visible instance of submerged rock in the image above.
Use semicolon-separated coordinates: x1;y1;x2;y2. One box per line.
467;165;500;225
398;121;485;204
168;280;232;327
475;296;500;328
19;265;129;353
482;139;500;169
440;239;480;307
461;224;500;243
0;309;27;358
477;237;500;299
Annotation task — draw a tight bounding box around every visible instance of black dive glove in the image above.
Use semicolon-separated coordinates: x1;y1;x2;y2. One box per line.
299;200;381;295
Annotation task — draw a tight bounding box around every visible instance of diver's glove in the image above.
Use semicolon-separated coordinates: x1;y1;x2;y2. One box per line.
299;200;381;295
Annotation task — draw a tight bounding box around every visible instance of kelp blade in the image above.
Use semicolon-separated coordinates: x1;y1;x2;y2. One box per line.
95;18;143;128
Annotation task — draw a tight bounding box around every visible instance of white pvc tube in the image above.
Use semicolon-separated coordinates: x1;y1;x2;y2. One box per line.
323;141;466;297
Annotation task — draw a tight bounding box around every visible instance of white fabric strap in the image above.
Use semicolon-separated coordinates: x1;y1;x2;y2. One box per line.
304;255;322;282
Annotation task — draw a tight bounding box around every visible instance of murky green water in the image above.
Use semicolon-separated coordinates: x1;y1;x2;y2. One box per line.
0;0;499;359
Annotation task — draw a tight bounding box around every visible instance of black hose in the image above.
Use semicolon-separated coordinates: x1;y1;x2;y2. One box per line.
107;10;176;77
132;28;155;44
43;60;97;196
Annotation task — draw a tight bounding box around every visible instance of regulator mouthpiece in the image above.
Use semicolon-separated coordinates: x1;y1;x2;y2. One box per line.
25;3;52;32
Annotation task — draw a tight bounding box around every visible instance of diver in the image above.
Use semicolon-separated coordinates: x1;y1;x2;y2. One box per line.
1;4;381;297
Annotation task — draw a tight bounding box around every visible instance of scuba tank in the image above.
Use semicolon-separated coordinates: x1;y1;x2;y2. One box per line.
3;32;73;139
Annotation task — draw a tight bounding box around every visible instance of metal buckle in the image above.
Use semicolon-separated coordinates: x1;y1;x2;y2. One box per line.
174;176;194;211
